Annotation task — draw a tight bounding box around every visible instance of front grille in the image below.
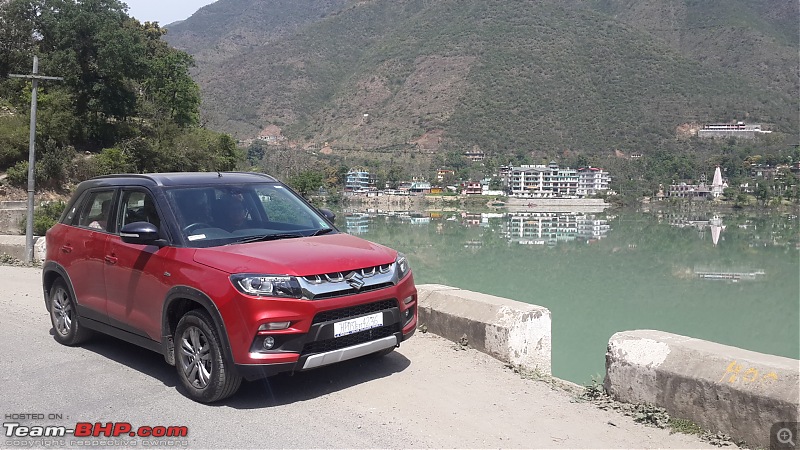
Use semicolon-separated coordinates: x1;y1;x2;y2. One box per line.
303;264;392;285
301;326;395;354
312;299;397;324
310;282;395;300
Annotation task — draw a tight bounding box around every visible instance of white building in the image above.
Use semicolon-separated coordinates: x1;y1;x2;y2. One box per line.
345;169;370;192
697;122;771;139
577;167;611;197
509;162;578;198
711;166;727;198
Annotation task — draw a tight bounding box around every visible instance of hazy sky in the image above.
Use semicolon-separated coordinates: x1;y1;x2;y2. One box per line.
123;0;217;26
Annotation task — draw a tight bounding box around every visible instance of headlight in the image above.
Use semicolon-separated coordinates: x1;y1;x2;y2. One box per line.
396;253;411;280
230;274;303;298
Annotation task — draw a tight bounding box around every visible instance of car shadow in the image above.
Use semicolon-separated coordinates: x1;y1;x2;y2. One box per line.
226;351;411;409
52;328;411;407
64;331;179;388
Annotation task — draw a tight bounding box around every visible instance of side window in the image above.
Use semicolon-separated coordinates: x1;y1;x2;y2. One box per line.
64;193;87;225
118;190;162;230
76;190;116;231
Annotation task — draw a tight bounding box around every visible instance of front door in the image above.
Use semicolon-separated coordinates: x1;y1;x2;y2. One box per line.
103;189;172;340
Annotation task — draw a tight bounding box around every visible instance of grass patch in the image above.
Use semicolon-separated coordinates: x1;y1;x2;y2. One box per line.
669;417;703;436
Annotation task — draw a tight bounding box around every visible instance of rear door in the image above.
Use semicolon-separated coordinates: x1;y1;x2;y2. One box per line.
57;189;117;319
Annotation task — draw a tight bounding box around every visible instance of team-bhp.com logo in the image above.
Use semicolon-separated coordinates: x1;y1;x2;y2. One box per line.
4;421;187;439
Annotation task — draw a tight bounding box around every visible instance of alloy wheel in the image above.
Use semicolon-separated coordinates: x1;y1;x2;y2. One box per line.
52;287;73;336
178;326;212;389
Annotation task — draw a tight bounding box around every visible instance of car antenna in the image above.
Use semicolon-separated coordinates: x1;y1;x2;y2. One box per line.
217;171;222;178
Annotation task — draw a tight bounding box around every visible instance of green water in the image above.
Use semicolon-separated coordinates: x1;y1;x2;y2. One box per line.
339;207;800;384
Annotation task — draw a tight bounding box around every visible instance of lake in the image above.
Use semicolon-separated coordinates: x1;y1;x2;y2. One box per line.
335;204;800;384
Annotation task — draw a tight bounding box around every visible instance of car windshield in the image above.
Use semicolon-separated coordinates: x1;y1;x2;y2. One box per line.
166;183;332;248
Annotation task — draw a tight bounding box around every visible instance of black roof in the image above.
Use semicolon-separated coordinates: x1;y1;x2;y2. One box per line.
83;172;279;188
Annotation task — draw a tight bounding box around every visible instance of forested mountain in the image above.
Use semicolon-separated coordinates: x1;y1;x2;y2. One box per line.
164;0;798;156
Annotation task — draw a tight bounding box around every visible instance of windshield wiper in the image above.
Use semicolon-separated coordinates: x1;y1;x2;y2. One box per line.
310;227;334;236
227;233;304;245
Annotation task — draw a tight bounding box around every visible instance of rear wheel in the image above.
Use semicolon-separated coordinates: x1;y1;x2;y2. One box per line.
175;310;241;403
49;279;91;346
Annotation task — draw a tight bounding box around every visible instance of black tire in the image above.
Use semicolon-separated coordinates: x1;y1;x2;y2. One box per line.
49;279;92;346
175;309;242;403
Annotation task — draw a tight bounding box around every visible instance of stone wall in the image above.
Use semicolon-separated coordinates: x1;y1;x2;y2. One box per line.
416;284;551;375
605;330;800;448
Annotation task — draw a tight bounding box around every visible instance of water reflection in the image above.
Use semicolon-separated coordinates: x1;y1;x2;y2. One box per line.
345;208;799;251
339;206;799;383
504;212;610;246
345;209;612;247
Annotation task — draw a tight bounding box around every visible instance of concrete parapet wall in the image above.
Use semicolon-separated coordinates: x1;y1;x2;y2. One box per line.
0;208;25;234
605;330;800;448
0;234;46;262
416;284;551;374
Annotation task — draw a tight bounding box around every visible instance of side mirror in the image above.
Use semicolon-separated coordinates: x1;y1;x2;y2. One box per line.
319;208;336;223
120;221;164;246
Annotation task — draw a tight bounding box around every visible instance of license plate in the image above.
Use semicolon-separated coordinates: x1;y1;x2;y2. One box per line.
333;312;383;338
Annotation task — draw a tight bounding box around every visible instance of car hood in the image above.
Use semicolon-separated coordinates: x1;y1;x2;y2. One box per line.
192;233;398;275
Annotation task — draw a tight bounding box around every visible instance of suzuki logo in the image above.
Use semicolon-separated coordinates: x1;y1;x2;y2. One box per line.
346;272;365;290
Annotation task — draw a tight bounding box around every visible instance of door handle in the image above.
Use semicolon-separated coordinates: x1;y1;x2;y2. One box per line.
61;245;73;254
104;255;118;265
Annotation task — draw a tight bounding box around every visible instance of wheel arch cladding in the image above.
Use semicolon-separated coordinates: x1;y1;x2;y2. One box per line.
162;286;236;368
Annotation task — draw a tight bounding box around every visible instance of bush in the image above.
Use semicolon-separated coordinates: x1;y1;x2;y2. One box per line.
4;144;76;189
20;200;67;236
6;160;28;188
90;147;136;177
0;114;28;170
36;143;75;189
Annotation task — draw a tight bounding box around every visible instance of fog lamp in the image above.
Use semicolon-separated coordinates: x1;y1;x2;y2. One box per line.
258;322;291;331
263;336;275;350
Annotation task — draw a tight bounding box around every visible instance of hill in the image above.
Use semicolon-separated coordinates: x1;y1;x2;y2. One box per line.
164;0;799;155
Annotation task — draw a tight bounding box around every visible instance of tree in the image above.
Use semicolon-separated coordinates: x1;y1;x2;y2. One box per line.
754;183;770;205
0;0;37;78
288;170;325;197
139;22;200;128
34;0;148;145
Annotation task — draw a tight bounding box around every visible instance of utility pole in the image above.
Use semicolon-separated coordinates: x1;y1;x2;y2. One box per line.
9;56;63;263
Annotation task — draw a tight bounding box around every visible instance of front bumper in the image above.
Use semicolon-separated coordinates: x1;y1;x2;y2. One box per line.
235;326;415;381
227;274;418;380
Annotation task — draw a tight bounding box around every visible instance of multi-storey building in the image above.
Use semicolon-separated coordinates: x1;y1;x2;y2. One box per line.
437;169;455;181
462;181;482;195
345;169;371;192
577;167;611;197
464;149;485;162
697;122;770;139
509;162;579;198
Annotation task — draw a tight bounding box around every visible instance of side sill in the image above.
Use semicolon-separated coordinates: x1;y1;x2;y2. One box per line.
80;316;163;354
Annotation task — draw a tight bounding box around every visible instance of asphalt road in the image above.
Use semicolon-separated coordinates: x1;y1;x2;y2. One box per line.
0;265;712;449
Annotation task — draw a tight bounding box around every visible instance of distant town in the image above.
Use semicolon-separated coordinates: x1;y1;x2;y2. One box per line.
344;160;800;201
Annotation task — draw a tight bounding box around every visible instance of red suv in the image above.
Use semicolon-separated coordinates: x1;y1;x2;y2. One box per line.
43;172;417;402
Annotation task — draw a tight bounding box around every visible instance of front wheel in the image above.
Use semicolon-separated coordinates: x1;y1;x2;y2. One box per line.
175;310;242;403
49;279;91;346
